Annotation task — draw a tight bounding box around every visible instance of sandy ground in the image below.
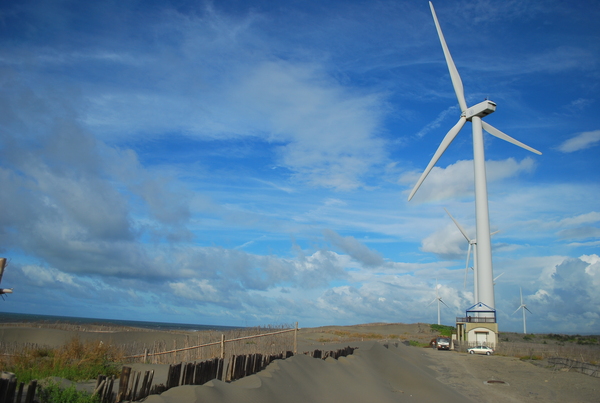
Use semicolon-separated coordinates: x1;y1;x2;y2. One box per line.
1;323;598;402
426;348;599;402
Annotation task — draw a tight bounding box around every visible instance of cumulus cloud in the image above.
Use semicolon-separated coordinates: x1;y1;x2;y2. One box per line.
421;223;471;259
517;255;600;332
557;130;600;153
400;157;535;202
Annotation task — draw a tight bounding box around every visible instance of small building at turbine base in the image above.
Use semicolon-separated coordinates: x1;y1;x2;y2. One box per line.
455;302;498;348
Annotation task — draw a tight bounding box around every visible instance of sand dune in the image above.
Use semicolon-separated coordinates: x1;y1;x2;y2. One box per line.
142;341;470;403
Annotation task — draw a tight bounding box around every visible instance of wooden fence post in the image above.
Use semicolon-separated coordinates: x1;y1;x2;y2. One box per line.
16;382;24;403
117;366;131;402
24;380;37;403
294;322;298;355
220;334;225;359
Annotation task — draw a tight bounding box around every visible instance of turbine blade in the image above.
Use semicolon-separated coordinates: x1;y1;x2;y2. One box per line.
428;298;437;307
512;306;522;315
429;2;467;112
490;230;500;236
524;306;533;314
482;121;542;155
493;272;504;282
408;117;467;201
444;208;471;242
440;298;449;308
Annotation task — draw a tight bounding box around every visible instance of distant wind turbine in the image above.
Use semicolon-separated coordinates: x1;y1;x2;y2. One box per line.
428;279;448;325
0;258;13;300
409;3;541;314
513;287;532;334
444;208;499;304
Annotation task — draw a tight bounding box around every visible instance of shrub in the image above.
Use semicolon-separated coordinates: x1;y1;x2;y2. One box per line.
38;382;100;403
5;337;123;384
519;355;542;361
430;324;455;337
408;340;428;347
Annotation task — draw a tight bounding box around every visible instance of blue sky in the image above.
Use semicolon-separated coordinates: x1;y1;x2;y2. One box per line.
1;0;599;333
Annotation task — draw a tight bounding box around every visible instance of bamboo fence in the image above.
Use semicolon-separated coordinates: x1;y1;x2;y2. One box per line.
122;323;298;364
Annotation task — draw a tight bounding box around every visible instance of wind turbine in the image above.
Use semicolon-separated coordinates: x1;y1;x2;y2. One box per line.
428;279;448;325
444;208;499;304
0;258;13;300
408;3;541;313
444;208;478;301
513;287;532;334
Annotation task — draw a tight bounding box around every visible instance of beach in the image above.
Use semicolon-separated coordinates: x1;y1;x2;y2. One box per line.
1;323;598;402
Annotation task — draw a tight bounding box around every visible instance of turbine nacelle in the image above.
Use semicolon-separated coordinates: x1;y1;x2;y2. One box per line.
463;100;496;120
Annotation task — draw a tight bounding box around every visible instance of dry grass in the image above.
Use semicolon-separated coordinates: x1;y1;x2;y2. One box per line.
1;337;124;383
452;332;600;364
0;322;296;366
495;340;600;364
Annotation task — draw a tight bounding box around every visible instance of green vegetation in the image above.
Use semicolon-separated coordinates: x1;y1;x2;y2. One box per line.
545;334;600;345
408;340;429;347
519;355;542;361
523;334;535;341
430;324;455;337
37;383;100;403
4;337;123;384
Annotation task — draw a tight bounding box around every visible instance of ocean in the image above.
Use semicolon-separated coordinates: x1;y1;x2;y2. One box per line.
0;312;242;332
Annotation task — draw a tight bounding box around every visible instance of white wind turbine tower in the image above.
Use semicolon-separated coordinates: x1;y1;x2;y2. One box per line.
428;279;448;325
408;2;542;313
513;287;532;334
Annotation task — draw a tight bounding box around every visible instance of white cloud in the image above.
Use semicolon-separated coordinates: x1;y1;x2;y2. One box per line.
421;223;470;259
230;61;387;190
415;106;458;138
169;279;220;303
557;130;600;152
516;255;600;332
21;265;80;288
400;157;535;202
324;229;384;267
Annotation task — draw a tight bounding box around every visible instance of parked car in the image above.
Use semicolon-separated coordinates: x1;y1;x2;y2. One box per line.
436;337;451;350
467;345;494;355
